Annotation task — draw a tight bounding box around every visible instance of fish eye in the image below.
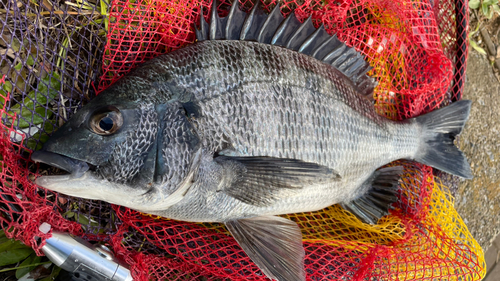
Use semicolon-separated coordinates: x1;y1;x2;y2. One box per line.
90;109;123;135
99;117;114;131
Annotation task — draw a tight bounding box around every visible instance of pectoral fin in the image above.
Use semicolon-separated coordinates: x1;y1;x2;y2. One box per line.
215;156;341;206
340;166;403;224
225;216;305;281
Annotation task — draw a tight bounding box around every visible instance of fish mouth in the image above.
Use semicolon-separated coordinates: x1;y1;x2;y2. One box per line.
31;150;90;181
31;150;148;207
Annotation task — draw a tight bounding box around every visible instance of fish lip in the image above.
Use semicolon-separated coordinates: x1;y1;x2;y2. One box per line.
31;150;89;179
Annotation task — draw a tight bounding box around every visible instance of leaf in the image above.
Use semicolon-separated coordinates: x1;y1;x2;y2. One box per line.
0;80;12;105
14;91;48;109
0;261;51;273
0;81;13;107
469;0;480;9
38;73;61;99
27;54;35;66
9;105;52;128
3;71;61;130
0;237;10;246
482;2;491;17
63;211;75;219
0;248;33;266
470;40;487;55
10;38;21;52
7;88;55;128
77;213;101;232
1;80;13;93
14;62;22;71
77;213;90;225
491;4;500;14
0;237;30;253
484;3;496;18
0;237;9;247
15;253;41;279
12;69;28;94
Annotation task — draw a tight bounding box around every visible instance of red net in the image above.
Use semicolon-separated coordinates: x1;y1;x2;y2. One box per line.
0;0;485;280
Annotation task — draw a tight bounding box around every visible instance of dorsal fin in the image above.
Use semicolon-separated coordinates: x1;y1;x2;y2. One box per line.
298;25;331;56
209;0;228;40
225;1;246;39
256;4;285;43
240;2;268;41
270;11;301;47
285;16;316;51
195;4;209;41
195;1;377;97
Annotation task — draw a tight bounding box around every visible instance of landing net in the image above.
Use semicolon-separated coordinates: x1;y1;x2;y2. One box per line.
0;0;485;280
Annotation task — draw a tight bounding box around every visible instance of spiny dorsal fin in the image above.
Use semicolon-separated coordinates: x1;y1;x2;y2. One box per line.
195;4;209;41
270;11;301;46
209;0;228;40
256;4;285;43
285;16;316;51
225;1;246;39
195;1;377;97
240;1;268;41
298;24;331;56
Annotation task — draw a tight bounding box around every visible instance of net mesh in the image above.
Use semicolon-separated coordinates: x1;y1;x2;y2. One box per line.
0;0;485;280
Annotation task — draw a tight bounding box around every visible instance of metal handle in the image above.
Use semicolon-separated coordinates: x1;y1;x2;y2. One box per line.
42;231;133;281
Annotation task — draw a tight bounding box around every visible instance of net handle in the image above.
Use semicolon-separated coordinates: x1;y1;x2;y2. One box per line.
452;0;467;101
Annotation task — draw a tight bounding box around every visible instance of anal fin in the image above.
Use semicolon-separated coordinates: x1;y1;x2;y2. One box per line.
340;166;403;224
225;216;305;281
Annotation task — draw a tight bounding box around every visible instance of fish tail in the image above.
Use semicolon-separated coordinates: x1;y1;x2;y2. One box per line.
414;100;473;179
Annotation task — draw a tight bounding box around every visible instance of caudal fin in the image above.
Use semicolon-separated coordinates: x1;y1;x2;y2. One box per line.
414;100;473;179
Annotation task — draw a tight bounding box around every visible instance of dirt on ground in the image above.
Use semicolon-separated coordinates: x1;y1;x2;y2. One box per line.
455;51;500;251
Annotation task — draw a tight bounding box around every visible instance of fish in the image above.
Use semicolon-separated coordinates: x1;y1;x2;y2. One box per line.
30;1;473;280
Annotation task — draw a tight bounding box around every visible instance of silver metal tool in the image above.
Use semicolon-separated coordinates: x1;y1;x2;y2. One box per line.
42;231;133;281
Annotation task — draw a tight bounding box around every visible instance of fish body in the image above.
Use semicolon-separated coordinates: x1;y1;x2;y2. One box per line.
121;39;416;222
31;2;472;280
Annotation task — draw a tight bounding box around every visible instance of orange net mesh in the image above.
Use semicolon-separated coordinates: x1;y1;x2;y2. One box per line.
0;0;485;280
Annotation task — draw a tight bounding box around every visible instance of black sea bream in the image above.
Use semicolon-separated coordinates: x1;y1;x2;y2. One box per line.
31;2;472;280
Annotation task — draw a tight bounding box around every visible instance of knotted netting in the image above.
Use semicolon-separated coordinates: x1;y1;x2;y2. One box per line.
0;0;486;280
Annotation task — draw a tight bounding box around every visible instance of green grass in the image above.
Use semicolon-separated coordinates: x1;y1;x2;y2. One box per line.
469;0;500;19
468;0;500;56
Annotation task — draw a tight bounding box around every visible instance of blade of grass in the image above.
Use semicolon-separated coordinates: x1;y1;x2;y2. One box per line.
100;0;109;33
0;261;52;273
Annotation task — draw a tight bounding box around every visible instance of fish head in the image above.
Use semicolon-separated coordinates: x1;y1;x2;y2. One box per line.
31;86;197;211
